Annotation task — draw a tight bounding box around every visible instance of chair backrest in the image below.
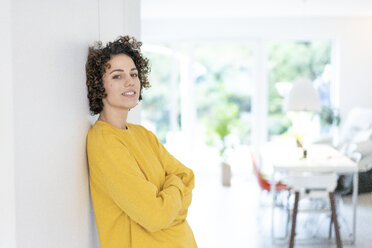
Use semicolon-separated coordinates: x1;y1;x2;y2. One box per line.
251;151;271;191
338;107;372;148
284;172;337;192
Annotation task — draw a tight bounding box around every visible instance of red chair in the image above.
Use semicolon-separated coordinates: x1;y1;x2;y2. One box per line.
251;151;288;192
251;151;291;240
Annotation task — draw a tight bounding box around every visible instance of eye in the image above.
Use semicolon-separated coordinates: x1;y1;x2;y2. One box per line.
131;73;138;78
112;75;121;79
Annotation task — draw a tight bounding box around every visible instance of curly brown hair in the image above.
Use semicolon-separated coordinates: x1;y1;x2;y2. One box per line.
85;35;151;115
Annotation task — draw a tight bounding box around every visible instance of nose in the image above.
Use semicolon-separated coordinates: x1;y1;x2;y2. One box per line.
124;74;134;87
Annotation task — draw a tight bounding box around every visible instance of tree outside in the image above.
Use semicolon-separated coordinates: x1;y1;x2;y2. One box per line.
194;44;253;151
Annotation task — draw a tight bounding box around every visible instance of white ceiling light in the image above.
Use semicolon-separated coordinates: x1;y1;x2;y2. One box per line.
285;78;321;112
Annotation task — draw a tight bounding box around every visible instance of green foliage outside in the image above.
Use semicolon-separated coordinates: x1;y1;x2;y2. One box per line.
194;45;253;152
319;105;340;127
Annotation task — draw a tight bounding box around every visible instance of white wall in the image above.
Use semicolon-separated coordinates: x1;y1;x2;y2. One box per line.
141;17;372;122
11;0;100;247
0;0;140;247
0;0;16;247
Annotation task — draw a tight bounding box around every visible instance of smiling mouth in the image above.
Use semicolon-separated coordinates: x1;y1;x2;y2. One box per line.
122;91;136;96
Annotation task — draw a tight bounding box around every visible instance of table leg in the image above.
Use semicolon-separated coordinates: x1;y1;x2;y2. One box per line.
352;172;358;244
271;170;276;243
289;191;299;248
330;191;342;248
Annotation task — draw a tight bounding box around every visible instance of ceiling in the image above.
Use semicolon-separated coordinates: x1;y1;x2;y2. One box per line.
141;0;372;19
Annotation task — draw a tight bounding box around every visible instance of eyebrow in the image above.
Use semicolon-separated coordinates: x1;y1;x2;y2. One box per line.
109;68;138;75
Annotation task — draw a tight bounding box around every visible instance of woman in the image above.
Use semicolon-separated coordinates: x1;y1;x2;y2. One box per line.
85;36;197;248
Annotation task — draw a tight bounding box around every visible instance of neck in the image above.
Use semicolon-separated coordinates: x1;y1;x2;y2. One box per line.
98;107;129;130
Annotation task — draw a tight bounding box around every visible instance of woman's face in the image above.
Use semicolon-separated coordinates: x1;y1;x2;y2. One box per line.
102;54;141;112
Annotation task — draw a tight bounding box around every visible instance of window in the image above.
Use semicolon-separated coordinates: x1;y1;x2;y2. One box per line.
141;44;179;143
141;40;335;164
267;41;333;139
194;44;253;148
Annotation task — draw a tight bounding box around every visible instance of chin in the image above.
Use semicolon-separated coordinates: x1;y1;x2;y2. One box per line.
125;103;138;110
118;99;139;110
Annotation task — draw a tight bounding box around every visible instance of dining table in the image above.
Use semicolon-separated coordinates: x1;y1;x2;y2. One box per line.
260;142;358;245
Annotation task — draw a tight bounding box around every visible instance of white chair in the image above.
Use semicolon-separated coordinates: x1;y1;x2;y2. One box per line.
315;107;372;173
284;172;342;248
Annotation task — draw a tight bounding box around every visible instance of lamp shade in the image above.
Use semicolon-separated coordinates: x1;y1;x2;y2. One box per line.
285;78;321;112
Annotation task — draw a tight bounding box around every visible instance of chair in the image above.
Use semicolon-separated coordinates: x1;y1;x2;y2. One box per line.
251;151;288;192
284;172;342;248
251;152;291;239
315;107;372;186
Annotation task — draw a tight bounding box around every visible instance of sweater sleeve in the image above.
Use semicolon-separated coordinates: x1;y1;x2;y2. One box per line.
89;133;185;233
147;131;195;222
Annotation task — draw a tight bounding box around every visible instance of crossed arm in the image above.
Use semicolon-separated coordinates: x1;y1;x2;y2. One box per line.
90;133;194;233
149;131;195;226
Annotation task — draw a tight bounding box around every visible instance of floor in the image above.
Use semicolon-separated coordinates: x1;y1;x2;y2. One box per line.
187;166;372;248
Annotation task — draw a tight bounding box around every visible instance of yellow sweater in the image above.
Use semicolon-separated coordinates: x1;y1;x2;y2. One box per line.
87;120;197;248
